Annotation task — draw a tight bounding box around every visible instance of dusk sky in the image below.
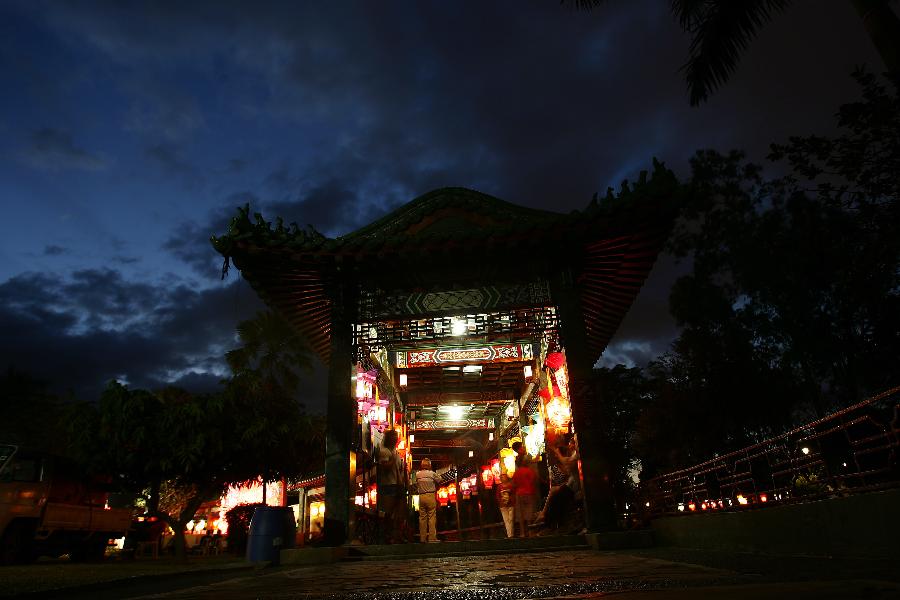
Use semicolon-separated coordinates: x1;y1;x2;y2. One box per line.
0;1;884;412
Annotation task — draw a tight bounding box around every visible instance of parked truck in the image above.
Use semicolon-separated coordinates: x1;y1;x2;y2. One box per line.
0;444;132;564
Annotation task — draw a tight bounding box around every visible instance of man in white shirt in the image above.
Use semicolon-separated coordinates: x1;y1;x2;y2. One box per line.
414;459;441;543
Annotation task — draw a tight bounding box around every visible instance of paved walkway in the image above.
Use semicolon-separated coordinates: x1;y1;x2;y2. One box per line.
131;548;900;600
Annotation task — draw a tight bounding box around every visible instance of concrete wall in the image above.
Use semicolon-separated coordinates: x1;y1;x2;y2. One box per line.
651;488;900;559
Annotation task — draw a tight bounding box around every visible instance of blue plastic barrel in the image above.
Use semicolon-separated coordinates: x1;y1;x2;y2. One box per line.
246;506;296;564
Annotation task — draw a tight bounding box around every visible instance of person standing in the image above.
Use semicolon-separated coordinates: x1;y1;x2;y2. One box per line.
512;453;538;538
413;458;441;543
497;473;516;538
377;429;405;544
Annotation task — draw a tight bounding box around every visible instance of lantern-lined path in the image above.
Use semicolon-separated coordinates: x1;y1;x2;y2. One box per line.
128;547;900;600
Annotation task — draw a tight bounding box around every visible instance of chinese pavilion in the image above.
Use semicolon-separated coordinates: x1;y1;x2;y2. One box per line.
212;162;679;545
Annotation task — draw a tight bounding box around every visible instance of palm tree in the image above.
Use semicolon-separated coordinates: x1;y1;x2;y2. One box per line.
226;310;314;395
566;0;900;105
225;310;322;501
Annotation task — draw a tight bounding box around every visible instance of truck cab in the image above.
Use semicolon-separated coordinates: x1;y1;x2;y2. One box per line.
0;444;132;563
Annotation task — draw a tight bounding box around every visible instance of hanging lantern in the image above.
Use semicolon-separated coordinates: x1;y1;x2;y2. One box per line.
538;384;562;400
357;399;372;415
460;478;470;498
448;483;457;503
437;487;449;506
501;449;516;475
481;467;494;489
369;486;377;505
491;459;501;485
545;397;571;429
545;352;565;370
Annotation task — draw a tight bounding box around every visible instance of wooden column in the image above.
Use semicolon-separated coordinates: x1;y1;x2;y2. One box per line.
551;269;616;532
323;284;354;546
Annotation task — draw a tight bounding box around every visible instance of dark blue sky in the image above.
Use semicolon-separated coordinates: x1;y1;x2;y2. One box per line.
0;1;884;411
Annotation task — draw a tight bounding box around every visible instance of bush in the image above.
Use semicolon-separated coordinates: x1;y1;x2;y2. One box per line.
225;503;264;556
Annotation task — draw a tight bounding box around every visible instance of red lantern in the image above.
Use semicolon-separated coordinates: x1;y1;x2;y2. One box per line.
448;483;457;503
538;384;562;400
437;487;449;506
481;467;494;489
491;459;501;485
545;352;565;370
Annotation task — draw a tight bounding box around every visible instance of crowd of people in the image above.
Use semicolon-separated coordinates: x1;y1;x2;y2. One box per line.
379;430;582;544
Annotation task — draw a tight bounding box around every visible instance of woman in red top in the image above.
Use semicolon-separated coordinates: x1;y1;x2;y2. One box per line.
512;453;537;537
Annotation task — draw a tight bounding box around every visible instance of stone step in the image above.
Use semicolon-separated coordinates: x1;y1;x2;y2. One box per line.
280;530;655;566
343;534;590;560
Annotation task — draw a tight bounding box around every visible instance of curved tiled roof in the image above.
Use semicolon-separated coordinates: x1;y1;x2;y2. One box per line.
212;160;681;364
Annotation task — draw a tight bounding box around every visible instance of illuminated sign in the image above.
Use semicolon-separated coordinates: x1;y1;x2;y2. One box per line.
412;418;495;430
397;344;532;368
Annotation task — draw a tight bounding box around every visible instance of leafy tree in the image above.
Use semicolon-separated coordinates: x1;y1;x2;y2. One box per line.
565;1;900;105
67;310;325;558
67;383;233;559
590;365;651;510
636;71;900;475
225;310;324;489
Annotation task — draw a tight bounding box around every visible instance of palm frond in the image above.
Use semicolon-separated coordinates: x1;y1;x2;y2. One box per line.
674;0;790;105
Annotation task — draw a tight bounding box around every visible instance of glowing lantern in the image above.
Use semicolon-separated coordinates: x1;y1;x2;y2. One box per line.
357;399;372;414
545;397;571;430
460;478;470;498
759;493;768;503
399;373;408;387
700;501;708;510
481;467;494;489
369;486;377;505
688;502;696;511
538;384;562;400
355;495;364;506
545;352;565;370
737;494;748;506
448;483;457;503
500;447;516;475
524;365;533;378
437;487;449;506
491;459;501;484
409;434;415;444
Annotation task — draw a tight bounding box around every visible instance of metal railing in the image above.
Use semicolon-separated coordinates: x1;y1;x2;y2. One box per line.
641;386;900;516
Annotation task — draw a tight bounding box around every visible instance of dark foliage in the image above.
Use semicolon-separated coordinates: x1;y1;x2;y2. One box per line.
224;503;265;556
635;71;900;477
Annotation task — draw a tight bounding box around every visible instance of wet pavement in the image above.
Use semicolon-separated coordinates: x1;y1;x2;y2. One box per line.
128;548;900;600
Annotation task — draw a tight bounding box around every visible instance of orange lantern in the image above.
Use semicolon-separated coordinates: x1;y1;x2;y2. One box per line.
369;486;377;505
460;478;470;498
437;487;449;506
448;483;457;503
481;467;494;489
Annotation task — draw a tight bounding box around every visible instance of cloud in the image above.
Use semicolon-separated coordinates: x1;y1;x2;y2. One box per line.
21;128;107;172
145;142;203;185
163;198;255;277
0;268;280;404
43;245;68;256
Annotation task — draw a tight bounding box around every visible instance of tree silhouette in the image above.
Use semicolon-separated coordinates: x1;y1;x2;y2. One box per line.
565;0;900;105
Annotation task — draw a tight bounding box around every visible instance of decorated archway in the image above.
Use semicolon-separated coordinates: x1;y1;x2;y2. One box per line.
213;169;678;545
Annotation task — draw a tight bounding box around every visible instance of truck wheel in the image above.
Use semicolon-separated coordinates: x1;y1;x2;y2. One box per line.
70;537;107;562
0;520;36;565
